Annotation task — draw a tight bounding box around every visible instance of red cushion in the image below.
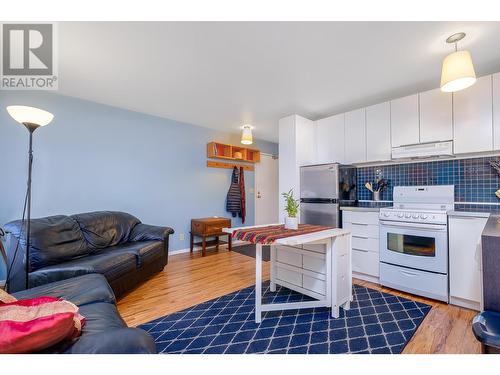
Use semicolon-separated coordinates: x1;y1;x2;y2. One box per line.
0;296;85;354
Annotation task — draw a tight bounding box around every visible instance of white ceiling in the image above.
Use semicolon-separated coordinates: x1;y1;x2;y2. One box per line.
58;22;500;142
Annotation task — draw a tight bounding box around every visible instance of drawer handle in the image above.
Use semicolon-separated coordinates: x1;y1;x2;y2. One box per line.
351;222;368;226
352;235;369;239
352;248;369;253
401;270;418;277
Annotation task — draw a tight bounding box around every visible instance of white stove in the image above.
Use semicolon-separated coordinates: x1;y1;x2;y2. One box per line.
378;185;454;302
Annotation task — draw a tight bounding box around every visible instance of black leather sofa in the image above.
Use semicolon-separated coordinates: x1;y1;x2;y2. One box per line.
13;273;157;353
4;211;174;296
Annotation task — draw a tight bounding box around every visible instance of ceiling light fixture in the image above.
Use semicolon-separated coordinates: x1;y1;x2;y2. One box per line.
241;125;253;145
440;32;476;93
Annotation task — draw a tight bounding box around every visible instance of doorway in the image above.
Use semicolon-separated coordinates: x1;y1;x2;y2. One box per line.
254;153;279;225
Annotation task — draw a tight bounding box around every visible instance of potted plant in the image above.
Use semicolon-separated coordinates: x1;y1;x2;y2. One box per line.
282;189;299;230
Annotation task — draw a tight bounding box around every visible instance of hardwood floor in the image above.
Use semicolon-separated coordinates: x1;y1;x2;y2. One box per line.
117;247;481;354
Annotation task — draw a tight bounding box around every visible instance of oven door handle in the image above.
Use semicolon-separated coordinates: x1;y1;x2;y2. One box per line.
380;221;447;231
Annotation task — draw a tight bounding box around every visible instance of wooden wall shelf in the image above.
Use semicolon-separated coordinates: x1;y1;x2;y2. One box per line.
207;160;254;171
207;142;261;163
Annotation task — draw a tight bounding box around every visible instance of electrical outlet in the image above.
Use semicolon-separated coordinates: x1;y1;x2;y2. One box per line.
179;233;185;241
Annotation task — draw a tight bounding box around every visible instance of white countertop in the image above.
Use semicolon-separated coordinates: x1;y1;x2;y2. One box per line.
340;206;382;212
447;210;492;218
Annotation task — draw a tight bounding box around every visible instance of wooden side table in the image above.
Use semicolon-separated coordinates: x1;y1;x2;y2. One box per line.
190;217;232;256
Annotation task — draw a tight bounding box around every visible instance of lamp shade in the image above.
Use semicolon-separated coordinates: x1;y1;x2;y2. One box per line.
6;105;54;126
241;125;253;145
440;50;476;93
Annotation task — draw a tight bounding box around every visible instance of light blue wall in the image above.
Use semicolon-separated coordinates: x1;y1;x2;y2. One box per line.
0;92;278;280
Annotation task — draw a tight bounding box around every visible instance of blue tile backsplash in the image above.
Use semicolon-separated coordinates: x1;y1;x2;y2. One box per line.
357;156;500;203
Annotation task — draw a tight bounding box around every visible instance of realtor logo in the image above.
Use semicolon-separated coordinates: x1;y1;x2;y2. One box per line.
1;23;58;90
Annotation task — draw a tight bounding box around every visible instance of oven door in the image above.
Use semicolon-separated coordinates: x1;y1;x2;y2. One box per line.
379;220;448;274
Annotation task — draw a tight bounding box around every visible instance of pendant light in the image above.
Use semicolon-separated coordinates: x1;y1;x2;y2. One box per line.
440;32;476;93
241;125;253;145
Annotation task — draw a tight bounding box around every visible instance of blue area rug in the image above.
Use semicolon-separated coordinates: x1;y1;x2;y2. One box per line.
139;282;431;354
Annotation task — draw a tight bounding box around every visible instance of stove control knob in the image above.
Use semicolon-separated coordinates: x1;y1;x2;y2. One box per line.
412;213;419;219
397;213;404;218
404;213;411;218
420;214;428;220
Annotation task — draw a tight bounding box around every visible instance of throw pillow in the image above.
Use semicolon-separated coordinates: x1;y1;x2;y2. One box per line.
0;296;85;354
0;289;17;304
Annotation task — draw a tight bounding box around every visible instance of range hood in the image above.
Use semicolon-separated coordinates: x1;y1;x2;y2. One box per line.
391;141;453;159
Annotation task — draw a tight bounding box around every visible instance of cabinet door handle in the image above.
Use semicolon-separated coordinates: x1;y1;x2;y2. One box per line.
351;222;368;226
352;248;369;253
352;235;369;239
401;270;418;277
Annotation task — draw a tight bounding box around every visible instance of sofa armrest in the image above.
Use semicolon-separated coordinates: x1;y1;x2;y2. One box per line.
3;233;27;293
65;327;157;354
130;223;174;242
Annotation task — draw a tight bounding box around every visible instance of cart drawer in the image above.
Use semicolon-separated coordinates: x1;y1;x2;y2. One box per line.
302;243;327;254
276;247;302;267
303;275;326;296
276;266;302;287
303;254;326;274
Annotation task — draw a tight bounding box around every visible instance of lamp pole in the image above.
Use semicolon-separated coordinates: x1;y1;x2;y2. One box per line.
23;122;40;289
6;106;54;291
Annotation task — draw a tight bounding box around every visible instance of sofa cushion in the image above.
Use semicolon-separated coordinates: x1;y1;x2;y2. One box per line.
13;274;116;306
29;252;137;288
4;215;88;271
102;241;165;267
71;211;141;250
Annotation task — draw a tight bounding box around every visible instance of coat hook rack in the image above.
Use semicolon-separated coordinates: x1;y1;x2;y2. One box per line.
207;160;254;171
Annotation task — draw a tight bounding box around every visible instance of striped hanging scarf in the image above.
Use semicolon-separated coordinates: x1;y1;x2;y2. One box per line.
239;167;246;223
226;167;241;217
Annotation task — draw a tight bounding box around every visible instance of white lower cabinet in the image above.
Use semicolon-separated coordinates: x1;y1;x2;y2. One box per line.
352;249;379;278
342;210;380;283
449;215;489;310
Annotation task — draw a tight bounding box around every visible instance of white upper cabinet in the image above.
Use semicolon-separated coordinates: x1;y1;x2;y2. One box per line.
344;108;367;164
295;115;316;166
494;73;500;149
419;88;453;143
390;94;420;147
453;75;493;154
366;102;391;162
278;115;315;222
315;113;345;164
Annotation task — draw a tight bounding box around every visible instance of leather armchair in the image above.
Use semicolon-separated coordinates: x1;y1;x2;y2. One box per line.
13;274;157;354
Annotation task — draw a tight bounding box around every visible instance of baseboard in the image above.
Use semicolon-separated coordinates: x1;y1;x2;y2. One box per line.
449;296;480;311
353;272;380;284
169;240;248;256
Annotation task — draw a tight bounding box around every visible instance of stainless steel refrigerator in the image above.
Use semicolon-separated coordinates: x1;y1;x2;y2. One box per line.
300;163;357;227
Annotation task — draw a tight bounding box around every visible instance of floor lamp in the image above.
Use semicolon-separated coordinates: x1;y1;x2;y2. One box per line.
6;105;54;289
